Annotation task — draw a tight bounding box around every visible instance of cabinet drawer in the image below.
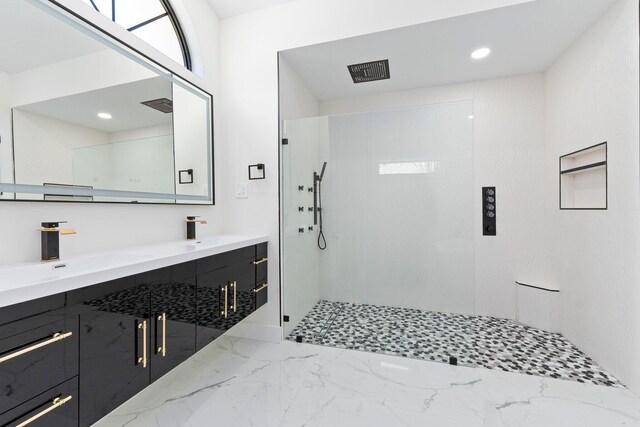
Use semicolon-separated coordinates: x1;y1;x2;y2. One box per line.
0;294;65;328
256;243;267;260
0;316;78;414
254;244;268;282
255;280;268;310
196;246;256;275
0;377;78;427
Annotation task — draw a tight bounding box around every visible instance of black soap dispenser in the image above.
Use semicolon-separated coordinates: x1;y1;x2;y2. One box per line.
40;221;76;262
186;216;207;240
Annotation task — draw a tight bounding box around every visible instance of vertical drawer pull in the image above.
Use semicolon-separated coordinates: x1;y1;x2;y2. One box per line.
157;313;167;357
138;321;147;368
252;257;268;265
253;283;268;293
0;331;73;364
15;395;73;427
221;285;229;318
232;281;237;312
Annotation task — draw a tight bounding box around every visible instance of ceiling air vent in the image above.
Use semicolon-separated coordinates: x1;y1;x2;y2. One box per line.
347;59;390;84
141;98;173;113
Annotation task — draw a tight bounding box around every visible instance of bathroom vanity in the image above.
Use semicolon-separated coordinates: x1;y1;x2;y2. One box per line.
0;236;268;427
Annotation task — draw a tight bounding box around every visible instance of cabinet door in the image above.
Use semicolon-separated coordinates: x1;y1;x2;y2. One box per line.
227;258;257;323
195;267;228;351
73;276;150;427
0;377;78;427
148;262;196;382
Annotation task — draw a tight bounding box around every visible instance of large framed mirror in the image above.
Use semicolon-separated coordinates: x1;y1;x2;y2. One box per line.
0;0;213;204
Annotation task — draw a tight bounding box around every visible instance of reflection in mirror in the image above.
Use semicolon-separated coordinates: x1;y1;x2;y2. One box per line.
0;0;213;204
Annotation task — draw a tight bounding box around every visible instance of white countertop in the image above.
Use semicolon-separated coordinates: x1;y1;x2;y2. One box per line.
0;234;268;309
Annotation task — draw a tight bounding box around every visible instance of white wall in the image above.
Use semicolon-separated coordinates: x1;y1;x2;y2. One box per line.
0;0;222;266
320;73;546;320
544;0;640;393
220;0;533;334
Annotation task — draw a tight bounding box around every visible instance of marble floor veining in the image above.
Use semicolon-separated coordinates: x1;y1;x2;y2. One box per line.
286;301;622;388
94;336;640;427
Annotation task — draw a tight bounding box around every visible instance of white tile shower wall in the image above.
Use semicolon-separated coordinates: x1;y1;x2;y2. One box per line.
320;73;546;320
0;0;222;266
220;0;534;332
544;0;640;392
319;102;475;314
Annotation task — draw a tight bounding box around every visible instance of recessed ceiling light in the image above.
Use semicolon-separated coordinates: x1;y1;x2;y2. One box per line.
97;112;112;119
471;47;491;60
468;115;474;119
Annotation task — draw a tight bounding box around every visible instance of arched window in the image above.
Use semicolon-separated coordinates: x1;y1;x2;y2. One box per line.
81;0;191;70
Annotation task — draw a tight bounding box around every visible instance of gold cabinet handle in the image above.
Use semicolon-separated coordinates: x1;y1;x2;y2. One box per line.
15;395;73;427
253;283;268;293
157;313;166;357
221;285;228;318
0;332;73;364
252;257;268;265
233;281;237;312
138;320;147;368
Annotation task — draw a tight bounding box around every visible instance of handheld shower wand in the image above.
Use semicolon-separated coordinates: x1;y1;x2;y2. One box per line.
314;162;328;250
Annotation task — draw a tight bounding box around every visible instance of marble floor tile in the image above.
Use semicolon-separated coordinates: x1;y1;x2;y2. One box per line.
95;336;640;427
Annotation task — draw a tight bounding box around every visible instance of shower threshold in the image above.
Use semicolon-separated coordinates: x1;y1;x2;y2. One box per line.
286;300;622;388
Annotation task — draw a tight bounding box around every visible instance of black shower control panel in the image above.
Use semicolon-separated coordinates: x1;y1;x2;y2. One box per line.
482;187;496;236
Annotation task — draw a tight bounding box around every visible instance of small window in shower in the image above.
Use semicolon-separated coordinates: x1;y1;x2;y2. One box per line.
378;161;441;175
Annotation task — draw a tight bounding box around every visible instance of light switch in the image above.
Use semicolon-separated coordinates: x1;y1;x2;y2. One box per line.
235;182;248;199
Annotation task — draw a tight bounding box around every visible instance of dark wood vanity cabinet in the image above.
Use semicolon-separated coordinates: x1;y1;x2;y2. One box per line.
196;244;268;351
0;242;267;427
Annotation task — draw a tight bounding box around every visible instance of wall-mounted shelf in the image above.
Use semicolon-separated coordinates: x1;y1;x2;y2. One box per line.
559;142;607;210
560;161;607;176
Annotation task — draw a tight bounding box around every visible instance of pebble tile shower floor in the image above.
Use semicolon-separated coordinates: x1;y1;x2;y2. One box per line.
286;300;623;388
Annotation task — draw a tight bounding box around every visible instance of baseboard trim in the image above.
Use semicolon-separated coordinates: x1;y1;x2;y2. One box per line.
226;322;283;343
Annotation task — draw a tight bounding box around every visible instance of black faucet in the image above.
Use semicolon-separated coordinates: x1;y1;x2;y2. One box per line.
186;216;207;240
40;221;76;262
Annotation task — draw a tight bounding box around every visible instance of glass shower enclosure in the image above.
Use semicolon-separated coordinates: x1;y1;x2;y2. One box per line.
281;101;475;365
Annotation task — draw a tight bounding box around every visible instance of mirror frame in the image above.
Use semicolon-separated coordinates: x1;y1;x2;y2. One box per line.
0;0;215;206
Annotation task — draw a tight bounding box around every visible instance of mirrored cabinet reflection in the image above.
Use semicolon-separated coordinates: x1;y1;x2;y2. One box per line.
0;0;213;204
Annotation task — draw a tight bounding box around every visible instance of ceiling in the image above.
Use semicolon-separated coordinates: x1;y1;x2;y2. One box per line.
206;0;297;19
18;77;173;133
0;0;106;74
280;0;619;101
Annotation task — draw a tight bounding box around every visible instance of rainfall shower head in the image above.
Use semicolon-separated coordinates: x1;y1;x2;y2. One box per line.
347;59;390;84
